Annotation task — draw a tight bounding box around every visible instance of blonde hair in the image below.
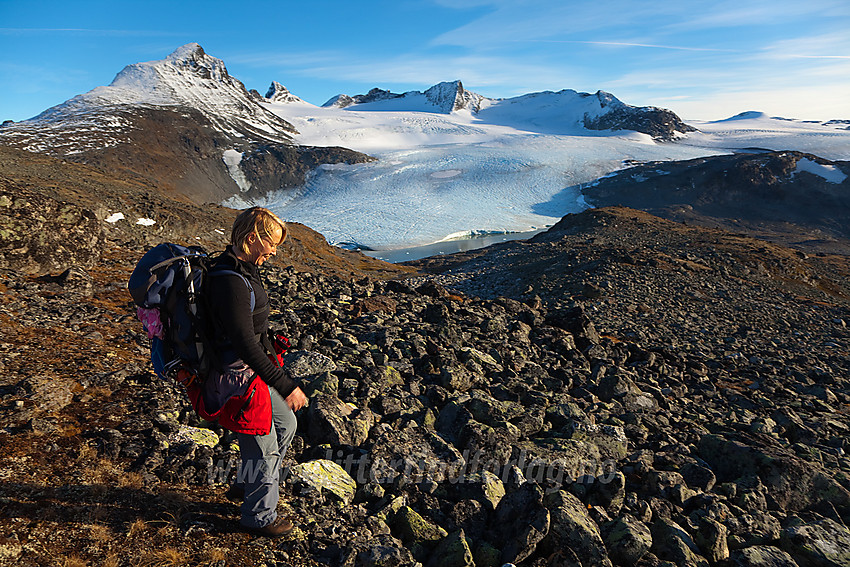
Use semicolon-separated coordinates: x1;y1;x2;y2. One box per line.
231;207;287;255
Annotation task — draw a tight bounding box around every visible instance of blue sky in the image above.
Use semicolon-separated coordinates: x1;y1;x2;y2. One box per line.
1;0;848;122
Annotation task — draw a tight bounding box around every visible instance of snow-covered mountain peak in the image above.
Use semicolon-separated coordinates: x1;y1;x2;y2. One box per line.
7;43;295;149
163;42;207;64
321;81;489;113
265;81;308;104
105;43;235;103
423;80;486;113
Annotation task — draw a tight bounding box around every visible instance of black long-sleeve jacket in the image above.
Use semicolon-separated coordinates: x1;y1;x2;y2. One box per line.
206;246;297;397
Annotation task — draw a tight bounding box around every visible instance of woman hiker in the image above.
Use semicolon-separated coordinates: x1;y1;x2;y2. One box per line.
203;206;308;537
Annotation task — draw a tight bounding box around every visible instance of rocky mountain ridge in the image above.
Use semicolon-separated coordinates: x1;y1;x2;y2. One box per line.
323;80;487;114
580;150;850;254
321;82;694;140
265;81;307;105
0;44;374;204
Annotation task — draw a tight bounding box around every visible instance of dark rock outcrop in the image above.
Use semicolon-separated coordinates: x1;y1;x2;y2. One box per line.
583;102;697;140
581;150;850;253
239;144;376;199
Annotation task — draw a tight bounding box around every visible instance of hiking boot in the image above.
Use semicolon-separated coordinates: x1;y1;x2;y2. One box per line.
224;484;244;502
247;516;294;538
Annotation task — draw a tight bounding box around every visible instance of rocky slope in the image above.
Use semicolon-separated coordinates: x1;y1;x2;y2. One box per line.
0;44;374;204
1;169;849;567
580;151;850;254
0;145;407;279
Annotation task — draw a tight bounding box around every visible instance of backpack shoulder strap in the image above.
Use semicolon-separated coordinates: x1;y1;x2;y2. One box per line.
208;269;256;311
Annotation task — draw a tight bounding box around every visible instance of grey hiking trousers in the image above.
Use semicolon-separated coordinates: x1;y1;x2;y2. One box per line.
236;386;297;529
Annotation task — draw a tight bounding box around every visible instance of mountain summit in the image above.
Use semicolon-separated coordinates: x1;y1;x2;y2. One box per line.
265;81;307;104
323;82;694;140
0;43;372;204
324;80;485;114
26;43;296;145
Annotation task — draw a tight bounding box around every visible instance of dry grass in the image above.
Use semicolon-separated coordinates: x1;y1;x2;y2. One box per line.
127;518;148;538
118;471;146;490
60;556;89;567
200;548;228;563
88;523;112;543
135;548;189;567
76;443;98;463
102;555;120;567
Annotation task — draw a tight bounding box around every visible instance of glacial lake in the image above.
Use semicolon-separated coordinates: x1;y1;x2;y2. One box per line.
360;229;547;263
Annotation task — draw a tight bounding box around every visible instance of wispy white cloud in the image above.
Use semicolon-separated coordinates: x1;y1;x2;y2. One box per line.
665;0;850;31
519;39;738;53
758;31;850;60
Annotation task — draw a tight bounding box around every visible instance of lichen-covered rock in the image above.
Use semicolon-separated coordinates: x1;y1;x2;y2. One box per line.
473;541;501;567
306;394;375;447
0;188;103;275
283;350;337;379
726;511;784;549
514;437;604;486
728;545;801;567
602;515;653;565
301;370;338;397
591;470;627;515
781;517;850;567
565;423;629;461
539;490;613;567
493;482;550;564
445;470;506;511
367;423;465;486
698;434;850;517
169;424;219;449
651;518;710;567
391;506;447;548
357;534;418;567
696;516;730;563
288;459;357;504
426;529;475;567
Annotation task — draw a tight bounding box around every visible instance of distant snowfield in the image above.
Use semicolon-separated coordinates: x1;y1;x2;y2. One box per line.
240;101;850;251
681;113;850;162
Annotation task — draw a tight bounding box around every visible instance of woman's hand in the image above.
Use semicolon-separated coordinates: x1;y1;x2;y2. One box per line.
285;386;308;412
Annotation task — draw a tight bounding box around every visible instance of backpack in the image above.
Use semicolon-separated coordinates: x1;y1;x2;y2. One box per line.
128;243;254;385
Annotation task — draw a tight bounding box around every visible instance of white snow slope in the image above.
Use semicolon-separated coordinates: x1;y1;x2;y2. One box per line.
245;98;850;251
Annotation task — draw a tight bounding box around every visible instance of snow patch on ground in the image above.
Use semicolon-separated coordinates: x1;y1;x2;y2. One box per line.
222;149;252;193
105;212;125;223
793;158;848;184
136;218;156;226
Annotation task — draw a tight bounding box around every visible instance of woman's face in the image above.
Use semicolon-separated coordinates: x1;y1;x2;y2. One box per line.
246;224;283;266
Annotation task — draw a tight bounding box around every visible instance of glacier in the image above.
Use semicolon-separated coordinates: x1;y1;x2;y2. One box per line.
250;96;850;251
